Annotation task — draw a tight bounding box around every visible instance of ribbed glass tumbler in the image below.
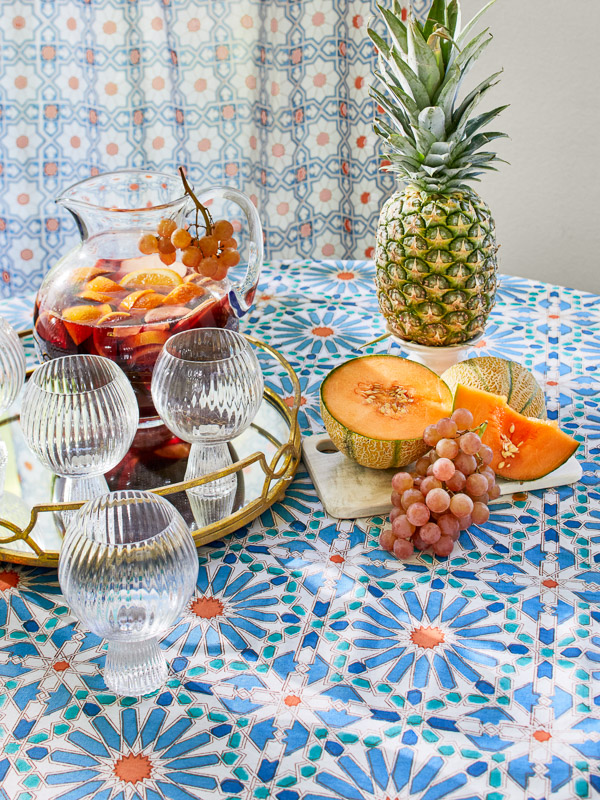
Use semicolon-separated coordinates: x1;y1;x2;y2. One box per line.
0;315;28;527
151;328;264;527
58;490;199;696
0;315;26;414
20;355;138;509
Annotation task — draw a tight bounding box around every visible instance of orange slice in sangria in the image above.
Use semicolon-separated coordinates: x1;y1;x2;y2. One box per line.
86;276;123;294
97;311;134;326
62;303;113;345
120;268;182;292
119;290;165;313
123;330;170;350
78;290;119;304
162;282;205;306
130;343;166;369
93;311;139;354
120;253;187;279
71;265;115;284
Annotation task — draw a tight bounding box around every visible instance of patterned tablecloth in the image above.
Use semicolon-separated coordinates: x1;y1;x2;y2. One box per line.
0;259;599;800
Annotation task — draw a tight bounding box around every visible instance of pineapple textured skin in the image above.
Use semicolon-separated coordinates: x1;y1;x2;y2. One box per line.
376;186;498;346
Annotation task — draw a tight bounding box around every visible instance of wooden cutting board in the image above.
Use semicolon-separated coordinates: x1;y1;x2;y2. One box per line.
302;433;583;520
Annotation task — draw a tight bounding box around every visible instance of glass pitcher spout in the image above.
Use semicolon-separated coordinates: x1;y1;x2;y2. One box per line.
56;169;191;240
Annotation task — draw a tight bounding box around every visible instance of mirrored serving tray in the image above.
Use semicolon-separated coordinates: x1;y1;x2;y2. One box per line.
0;335;301;567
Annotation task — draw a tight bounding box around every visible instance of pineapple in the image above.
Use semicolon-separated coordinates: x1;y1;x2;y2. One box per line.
370;0;506;346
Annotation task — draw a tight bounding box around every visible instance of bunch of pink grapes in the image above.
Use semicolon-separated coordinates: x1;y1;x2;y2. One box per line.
380;407;501;560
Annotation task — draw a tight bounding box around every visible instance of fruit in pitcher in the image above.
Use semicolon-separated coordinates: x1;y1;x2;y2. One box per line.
85;276;123;295
442;357;546;418
123;330;170;349
97;311;134;326
62;303;113;345
71;265;114;283
380;408;501;560
78;275;125;304
120;268;183;291
320;355;453;469
162;283;205;306
453;384;578;480
144;306;189;325
119;289;165;312
370;0;506;346
35;310;70;350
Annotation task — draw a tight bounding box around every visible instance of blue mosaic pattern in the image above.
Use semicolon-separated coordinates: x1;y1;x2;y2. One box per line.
0;0;434;298
0;259;599;800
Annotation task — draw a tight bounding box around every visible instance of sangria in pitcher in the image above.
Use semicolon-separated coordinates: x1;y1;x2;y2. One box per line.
34;169;263;424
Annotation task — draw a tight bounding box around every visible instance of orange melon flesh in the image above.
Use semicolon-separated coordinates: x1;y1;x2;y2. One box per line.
454;384;578;481
321;355;452;440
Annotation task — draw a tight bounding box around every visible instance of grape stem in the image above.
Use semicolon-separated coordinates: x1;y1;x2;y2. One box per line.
458;421;488;437
178;166;213;236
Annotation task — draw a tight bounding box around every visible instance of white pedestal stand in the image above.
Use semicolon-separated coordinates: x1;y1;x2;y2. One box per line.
389;329;485;375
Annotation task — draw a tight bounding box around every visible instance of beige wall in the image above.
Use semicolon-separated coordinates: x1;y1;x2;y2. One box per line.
460;0;600;293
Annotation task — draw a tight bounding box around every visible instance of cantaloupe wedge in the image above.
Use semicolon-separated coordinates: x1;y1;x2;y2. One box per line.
454;384;578;480
442;356;546;419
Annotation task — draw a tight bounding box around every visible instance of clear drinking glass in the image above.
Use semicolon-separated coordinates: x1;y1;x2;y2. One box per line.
0;315;26;413
20;355;138;510
0;315;28;527
58;490;199;695
151;328;264;526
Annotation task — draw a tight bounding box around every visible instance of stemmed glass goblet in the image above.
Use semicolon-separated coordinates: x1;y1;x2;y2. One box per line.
59;490;199;695
151;328;264;526
20;355;138;515
0;315;28;529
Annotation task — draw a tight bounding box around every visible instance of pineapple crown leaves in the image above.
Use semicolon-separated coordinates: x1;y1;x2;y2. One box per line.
368;0;508;193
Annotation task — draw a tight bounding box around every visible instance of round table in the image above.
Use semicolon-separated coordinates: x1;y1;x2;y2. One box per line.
0;260;598;800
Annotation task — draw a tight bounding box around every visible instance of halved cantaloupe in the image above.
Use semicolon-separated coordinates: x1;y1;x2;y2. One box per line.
454;384;578;480
442;357;546;419
320;355;453;469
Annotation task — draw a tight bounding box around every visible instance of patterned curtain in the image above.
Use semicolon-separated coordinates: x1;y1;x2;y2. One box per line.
0;0;431;298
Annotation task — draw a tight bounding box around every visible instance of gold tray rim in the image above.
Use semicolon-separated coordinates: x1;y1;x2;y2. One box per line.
0;332;302;567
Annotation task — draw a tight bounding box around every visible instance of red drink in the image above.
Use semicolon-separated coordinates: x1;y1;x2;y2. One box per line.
33;254;237;421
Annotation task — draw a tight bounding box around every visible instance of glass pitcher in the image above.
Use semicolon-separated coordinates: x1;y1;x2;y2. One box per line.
33;169;263;425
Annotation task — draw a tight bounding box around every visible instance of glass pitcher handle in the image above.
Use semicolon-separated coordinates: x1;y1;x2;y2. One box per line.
193;185;263;316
